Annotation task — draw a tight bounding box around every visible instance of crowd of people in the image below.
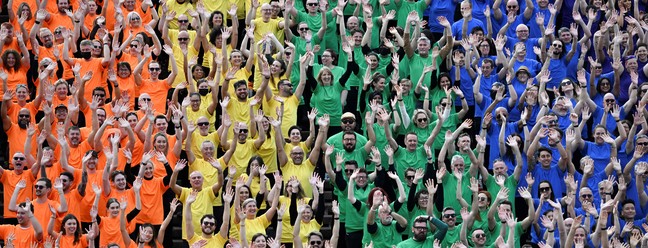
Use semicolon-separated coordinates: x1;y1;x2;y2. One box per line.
0;0;648;247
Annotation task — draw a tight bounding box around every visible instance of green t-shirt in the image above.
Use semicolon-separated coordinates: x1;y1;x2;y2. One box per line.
394;146;429;181
428;113;459;150
327;131;368;148
396;235;437;248
440;224;462;248
408;54;434;89
343;185;374;232
362;219;405;248
310;82;345;126
296;11;337;53
400;122;434;147
441;172;474;223
395;0;428;27
484;175;518;214
489;222;524;247
331;146;371;170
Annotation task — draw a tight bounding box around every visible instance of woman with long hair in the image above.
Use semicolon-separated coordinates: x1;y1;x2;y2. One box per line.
0;33;30;95
47;213;97;248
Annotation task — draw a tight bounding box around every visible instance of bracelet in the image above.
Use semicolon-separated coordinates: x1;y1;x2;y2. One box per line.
397;99;403;101
460;96;465;100
547;229;554;233
35;20;41;24
114;84;119;87
334;217;340;220
615;119;620;122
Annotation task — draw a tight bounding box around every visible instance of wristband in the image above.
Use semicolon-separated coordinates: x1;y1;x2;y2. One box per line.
113;84;119;87
615;119;620;122
334;217;340;220
35;20;41;24
547;229;554;233
460;96;465;100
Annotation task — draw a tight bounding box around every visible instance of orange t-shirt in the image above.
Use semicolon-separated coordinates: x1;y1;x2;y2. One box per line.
139;79;171;113
81;103;114;130
72;58;107;101
7;102;39;125
150;151;177;178
31;199;61;236
134;177;167;225
44;0;80;15
0;225;40;248
50;187;83;233
3;67;30;97
0;170;35;218
6;123;38;160
11;20;35;50
99;215;127;248
76;169;105;223
45;12;74;33
114;76;138;109
67;140;94;170
58;234;89;248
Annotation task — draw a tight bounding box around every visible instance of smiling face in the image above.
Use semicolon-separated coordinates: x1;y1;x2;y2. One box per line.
63;218;78;235
201;216;216;235
189;171;204;188
442;209;457;227
290;147;305;164
113;173;127;190
472;229;487;245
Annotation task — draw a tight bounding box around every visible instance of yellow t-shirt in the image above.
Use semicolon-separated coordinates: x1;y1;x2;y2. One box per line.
229;140;257;178
187;233;228;248
225;67;252;97
241;214;271;243
185;106;214;131
252;131;278;173
189;132;221;160
240;173;271;209
159;0;196;29
170;44;202;87
189;157;224;206
263;95;299;137
284;142;311;157
298;219;322;246
278;196;312;243
179;187;217;240
282;159;316;198
224;98;258;138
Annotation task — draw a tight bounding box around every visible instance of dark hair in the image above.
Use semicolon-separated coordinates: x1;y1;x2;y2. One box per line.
200;214;216;224
137;223;158;248
2;49;21;71
234;80;247;90
117;62;132;75
537;180;556;200
208;11;224;29
61;214;82;244
596;78;612;94
245;156;265;175
288;125;302;138
366;187;390;206
60;171;75;182
37;178;52;188
477;38;496;57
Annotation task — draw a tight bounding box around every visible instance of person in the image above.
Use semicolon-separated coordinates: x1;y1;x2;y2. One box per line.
8;178;67;235
396;216;447;248
0;201;44;248
0;151;40;224
184;188;233;247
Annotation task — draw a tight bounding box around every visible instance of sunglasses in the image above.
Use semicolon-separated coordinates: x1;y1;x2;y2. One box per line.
13;157;25;161
178;38;189;41
307;2;319;6
130;44;138;48
475;233;486;238
202;222;215;226
642;89;648;93
140;98;151;102
149;67;161;71
299;27;309;31
309;241;322;245
131;17;141;21
341;119;355;124
94;94;105;97
93;45;102;49
594;66;602;69
552;44;562;48
560;81;572;86
417;118;427;123
285;52;292;56
443;214;456;218
414;226;428;231
178;20;189;23
405;175;415;180
35;185;46;189
440;102;448;107
18;114;30;118
605;99;615;103
637;142;648;146
539;187;551;192
60;179;69;183
54;30;62;35
197;122;210;127
345;169;354;174
239;129;249;134
478;197;488;202
507;5;517;8
581;194;593;199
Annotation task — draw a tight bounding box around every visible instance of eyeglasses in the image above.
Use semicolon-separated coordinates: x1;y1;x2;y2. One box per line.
417;118;427;123
309;241;322;245
13;157;25;161
478;197;488;202
552;44;562;48
140;98;151;102
178;38;189;41
605;99;615;103
239;129;249;134
581;194;593;199
202;222;215;226
34;185;46;189
475;233;486;238
197;122;210;127
94;94;105;97
443;214;456;218
341;119;355;124
539;187;551;192
149;67;161;71
637;142;648;146
178;19;189;23
414;226;428;231
307;2;318;6
18;114;30;118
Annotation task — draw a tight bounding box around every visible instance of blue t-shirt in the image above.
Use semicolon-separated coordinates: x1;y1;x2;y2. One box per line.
451;18;487;40
546;58;569;89
425;0;458;33
451;66;476;106
582;141;615;175
528;7;551;38
531;164;567;198
592;106;625;134
506;38;541;60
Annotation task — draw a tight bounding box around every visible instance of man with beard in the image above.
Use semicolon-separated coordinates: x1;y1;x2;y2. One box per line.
0;201;44;248
277;114;328;198
63;31;110;101
396;215;447;248
264;77;306;136
321;116;377;171
63;98;102;169
1;89;40;161
221;61;271;138
326;112;368;149
184;188;233;247
40;0;74;32
9;178;67;235
53;170;87;227
170;157;224;240
526;129;569;198
220;115;265;179
0;152;40;224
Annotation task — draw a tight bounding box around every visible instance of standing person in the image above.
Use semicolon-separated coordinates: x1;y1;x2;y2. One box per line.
0;151;39;224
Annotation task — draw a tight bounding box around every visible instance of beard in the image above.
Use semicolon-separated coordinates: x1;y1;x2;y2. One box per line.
18;120;29;129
